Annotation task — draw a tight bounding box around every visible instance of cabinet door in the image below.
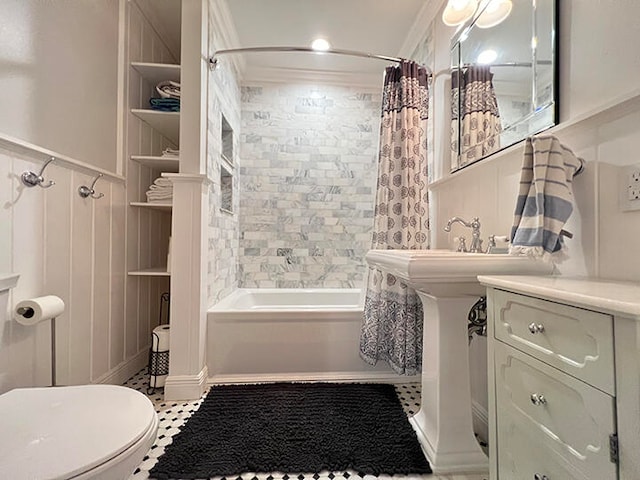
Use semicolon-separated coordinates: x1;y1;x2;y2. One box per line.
495;343;617;480
498;408;591;480
493;289;615;394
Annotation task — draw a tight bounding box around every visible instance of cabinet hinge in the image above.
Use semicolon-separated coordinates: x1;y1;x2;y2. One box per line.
609;433;619;464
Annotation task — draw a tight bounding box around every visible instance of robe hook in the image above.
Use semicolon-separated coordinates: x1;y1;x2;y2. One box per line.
78;173;104;199
21;157;56;188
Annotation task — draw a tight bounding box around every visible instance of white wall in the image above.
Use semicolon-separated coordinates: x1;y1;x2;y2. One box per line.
0;146;130;393
0;1;120;173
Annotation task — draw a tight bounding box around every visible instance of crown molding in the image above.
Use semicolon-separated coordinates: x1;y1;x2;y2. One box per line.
242;65;382;90
398;0;448;61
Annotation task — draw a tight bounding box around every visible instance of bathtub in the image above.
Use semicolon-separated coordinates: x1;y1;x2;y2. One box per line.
207;288;401;383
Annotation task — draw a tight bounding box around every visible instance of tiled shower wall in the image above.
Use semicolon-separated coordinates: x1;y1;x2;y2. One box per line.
206;2;241;305
238;83;381;288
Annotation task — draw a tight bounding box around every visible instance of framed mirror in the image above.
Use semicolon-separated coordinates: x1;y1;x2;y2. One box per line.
450;0;558;171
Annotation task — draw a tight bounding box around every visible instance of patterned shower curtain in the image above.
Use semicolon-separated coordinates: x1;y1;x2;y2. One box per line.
359;61;430;376
451;65;501;168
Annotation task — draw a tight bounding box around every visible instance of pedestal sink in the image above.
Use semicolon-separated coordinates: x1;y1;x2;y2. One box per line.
366;249;553;474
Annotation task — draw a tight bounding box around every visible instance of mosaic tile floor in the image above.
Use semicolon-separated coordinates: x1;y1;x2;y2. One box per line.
124;370;487;480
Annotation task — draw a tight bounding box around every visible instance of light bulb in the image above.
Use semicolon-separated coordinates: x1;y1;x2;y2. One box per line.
311;38;331;52
476;0;512;28
442;0;478;27
477;49;497;64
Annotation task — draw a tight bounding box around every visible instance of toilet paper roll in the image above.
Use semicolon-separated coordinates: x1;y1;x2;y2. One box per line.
14;295;65;326
152;324;170;352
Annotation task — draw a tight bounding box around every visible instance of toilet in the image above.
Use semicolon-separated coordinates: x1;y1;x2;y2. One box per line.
0;384;158;479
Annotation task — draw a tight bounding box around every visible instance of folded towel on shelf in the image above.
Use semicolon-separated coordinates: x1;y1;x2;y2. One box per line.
145;177;173;203
162;148;179;157
146;191;173;202
149;97;180;112
156;80;181;99
510;135;584;260
149;177;173;189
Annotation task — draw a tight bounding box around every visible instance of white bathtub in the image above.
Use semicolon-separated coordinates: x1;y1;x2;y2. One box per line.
207;288;400;383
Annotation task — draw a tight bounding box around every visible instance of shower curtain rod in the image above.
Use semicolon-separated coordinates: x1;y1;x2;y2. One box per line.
209;46;433;75
454;60;553;70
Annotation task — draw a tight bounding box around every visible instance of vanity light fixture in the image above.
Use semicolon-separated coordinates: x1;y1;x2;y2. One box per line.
476;0;513;28
442;0;478;27
477;49;498;64
311;38;331;52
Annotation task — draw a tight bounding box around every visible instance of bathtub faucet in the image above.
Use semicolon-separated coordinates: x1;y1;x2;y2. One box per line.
443;216;483;253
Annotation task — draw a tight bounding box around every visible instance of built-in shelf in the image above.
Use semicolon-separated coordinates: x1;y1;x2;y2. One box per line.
131;109;180;144
128;267;170;277
131;62;181;85
130;155;179;171
130;202;172;211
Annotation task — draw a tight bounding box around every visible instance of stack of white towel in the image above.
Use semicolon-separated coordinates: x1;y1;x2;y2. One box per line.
162;147;179;158
146;177;173;204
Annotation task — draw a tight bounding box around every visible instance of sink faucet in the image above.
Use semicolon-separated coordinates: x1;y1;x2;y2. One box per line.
444;216;483;253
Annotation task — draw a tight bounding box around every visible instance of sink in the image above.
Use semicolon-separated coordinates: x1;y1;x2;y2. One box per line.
366;249;553;295
365;249;553;474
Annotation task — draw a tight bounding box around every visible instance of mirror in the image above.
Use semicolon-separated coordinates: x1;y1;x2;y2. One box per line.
450;0;558;171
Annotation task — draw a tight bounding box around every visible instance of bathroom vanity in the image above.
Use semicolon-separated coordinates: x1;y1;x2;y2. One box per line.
479;275;640;480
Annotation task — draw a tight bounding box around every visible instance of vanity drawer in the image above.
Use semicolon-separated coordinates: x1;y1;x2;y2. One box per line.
495;343;617;480
493;289;615;394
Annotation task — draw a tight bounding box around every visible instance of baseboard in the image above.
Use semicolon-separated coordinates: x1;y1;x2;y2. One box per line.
208;371;421;385
164;365;209;400
96;350;148;386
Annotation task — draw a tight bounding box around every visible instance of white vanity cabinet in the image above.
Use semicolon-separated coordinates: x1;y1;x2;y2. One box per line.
479;275;640;480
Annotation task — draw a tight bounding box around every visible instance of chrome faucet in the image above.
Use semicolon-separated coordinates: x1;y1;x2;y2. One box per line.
444;216;483;253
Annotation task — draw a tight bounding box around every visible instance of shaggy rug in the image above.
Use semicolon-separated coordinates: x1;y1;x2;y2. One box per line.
149;382;431;479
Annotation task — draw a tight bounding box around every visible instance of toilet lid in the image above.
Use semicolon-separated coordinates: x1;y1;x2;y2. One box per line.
0;384;157;479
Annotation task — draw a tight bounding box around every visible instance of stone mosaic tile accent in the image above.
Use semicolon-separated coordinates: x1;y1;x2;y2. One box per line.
238;83;381;289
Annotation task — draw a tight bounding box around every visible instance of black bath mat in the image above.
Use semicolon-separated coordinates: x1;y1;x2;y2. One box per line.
149;382;431;479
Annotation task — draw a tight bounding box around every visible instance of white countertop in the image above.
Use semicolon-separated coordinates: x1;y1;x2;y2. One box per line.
478;275;640;319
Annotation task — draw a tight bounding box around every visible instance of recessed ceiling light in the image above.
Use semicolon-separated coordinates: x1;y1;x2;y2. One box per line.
311;38;331;52
477;49;498;64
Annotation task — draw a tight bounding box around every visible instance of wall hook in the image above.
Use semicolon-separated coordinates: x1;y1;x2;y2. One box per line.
78;173;104;199
21;157;56;188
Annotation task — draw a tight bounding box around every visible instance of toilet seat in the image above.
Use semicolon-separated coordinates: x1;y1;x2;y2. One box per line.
0;384;158;479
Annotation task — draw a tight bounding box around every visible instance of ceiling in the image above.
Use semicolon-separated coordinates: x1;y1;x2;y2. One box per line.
222;0;431;85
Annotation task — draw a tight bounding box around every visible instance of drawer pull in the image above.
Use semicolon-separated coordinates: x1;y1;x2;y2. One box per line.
528;322;545;334
533;474;549;480
530;393;547;406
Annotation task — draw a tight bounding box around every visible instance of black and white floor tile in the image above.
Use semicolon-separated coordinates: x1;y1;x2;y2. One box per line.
125;370;486;480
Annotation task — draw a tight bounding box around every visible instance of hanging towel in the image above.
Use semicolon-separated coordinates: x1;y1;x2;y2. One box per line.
509;135;584;259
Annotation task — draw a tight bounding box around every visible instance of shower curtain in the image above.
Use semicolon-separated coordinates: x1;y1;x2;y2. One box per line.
360;61;430;376
451;65;501;168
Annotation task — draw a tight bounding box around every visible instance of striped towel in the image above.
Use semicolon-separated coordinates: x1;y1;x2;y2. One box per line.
509;135;584;258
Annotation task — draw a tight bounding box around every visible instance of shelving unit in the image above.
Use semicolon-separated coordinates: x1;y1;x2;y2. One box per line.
130;155;179;172
128;60;180;278
130;201;172;211
131;109;180;144
131;62;180;84
128;267;170;277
